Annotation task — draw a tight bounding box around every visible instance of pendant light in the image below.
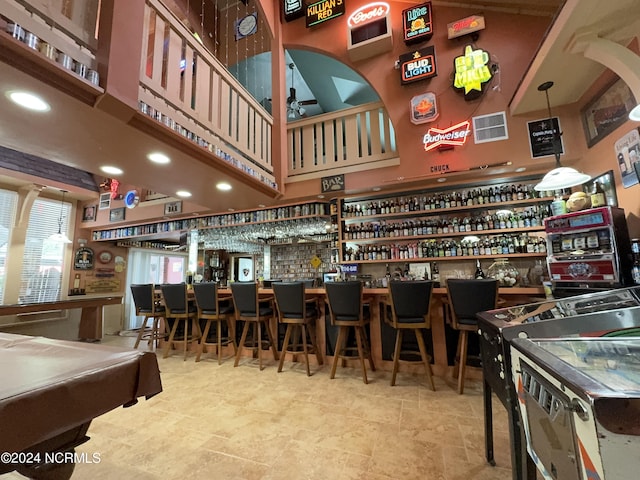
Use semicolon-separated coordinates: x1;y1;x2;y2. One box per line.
48;190;72;244
533;81;591;192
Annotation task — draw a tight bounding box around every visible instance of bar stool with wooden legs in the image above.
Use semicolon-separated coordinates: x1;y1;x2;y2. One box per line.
130;283;166;350
273;281;323;376
192;282;237;364
325;281;375;384
161;283;201;361
446;278;499;394
386;280;436;390
231;282;279;370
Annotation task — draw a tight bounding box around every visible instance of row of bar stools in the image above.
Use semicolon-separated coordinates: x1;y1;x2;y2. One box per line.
131;280;497;393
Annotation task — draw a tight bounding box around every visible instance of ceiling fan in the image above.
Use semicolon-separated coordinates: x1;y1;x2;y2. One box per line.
286;63;317;119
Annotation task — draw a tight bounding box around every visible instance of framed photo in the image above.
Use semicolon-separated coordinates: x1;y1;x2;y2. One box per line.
82;205;97;222
98;192;111;210
615;128;640;188
581;77;636;147
164;200;182;215
109;207;126;222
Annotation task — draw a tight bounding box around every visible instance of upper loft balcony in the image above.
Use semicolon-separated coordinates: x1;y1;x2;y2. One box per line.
0;0;398;211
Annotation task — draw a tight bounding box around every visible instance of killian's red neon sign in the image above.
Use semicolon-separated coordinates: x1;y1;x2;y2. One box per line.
422;121;471;151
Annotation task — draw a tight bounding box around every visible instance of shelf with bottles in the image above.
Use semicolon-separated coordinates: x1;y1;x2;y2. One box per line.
341;233;547;263
197;201;329;229
340;182;551;220
91;201;329;242
115;239;176;250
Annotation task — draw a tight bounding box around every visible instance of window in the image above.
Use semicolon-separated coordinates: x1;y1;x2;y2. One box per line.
0;190;18;303
19;198;71;304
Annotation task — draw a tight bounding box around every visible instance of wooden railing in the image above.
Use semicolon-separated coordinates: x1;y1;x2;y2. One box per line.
285;102;399;182
139;0;274;183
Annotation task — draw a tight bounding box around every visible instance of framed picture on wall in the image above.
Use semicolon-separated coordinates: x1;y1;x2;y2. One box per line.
82;205;97;222
109;207;126;222
98;192;111;210
581;77;636;147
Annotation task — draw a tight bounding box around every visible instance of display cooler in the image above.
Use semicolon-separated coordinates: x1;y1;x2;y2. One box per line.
510;337;640;480
477;286;640;480
544;206;633;297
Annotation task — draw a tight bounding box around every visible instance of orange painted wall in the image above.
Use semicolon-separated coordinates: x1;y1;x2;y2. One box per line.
275;1;573;198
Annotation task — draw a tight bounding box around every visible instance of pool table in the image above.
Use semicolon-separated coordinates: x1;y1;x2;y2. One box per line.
0;333;162;479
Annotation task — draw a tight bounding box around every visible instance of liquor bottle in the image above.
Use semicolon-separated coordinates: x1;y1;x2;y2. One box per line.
431;261;440;287
590;181;606;207
474;259;486;279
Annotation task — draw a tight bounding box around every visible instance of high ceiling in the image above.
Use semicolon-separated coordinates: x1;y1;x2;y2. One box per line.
1;0;639;210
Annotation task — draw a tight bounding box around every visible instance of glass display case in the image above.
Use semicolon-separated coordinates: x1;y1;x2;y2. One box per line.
510;337;640;480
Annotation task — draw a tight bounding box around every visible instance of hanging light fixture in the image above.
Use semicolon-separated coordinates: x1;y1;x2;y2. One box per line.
48;190;72;244
534;81;591;192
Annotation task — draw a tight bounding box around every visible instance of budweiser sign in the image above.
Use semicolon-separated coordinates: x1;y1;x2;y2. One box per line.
422;121;471;151
347;2;389;28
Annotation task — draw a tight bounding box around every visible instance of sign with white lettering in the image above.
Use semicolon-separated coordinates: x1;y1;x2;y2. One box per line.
447;14;485;39
423;121;471;152
410;92;438;124
306;0;345;27
321;174;345;193
399;46;437;85
402;2;433;44
347;2;389;28
283;0;304;22
453;45;493;100
527;117;564;158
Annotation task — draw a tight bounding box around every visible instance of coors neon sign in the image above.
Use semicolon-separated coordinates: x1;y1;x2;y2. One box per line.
347;2;389;28
422;121;471;151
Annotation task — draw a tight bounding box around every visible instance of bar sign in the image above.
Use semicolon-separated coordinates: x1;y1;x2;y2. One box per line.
403;2;433;44
321;174;345;193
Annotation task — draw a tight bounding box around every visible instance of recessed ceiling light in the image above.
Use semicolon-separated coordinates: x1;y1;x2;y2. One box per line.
258;204;266;208
147;152;170;164
228;208;235;212
176;190;192;198
515;167;527;173
317;194;325;199
437;177;447;183
372;187;381;192
216;182;232;191
100;165;123;175
7;91;50;112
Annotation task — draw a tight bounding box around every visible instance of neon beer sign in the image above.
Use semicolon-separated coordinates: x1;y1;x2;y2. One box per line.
402;2;433;44
400;46;437;85
347;2;389;28
423;121;471;151
453;45;492;100
306;0;345;27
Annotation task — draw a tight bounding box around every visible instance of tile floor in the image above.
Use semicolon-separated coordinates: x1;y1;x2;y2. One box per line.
3;335;516;480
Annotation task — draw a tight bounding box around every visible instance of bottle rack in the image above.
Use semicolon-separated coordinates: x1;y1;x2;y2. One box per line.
91;201;329;242
338;178;552;265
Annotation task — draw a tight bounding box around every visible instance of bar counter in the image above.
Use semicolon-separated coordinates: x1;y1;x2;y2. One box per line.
218;286;544;374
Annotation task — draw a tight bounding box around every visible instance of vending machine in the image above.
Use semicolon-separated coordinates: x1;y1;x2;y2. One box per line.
545;206;633;296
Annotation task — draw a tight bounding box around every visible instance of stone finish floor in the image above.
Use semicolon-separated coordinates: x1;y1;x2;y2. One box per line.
3;335;516;480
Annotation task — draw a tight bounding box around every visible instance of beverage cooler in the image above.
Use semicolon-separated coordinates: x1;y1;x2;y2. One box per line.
510;337;640;480
545;206;633;296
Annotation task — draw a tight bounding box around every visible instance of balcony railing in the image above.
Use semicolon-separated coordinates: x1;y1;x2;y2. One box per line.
285;102;399;183
1;0;398;191
140;0;274;187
